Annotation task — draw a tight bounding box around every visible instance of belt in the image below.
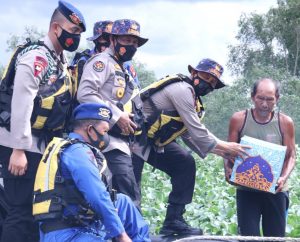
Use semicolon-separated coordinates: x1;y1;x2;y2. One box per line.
40;220;79;233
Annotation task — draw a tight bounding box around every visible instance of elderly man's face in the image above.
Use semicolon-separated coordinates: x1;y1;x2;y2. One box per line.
252;80;278;117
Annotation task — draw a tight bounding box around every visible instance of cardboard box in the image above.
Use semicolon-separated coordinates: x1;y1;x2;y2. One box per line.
230;135;287;193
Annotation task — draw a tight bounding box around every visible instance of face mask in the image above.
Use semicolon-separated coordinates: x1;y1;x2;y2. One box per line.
95;41;110;53
87;126;110;151
114;41;137;62
57;27;81;52
193;77;214;96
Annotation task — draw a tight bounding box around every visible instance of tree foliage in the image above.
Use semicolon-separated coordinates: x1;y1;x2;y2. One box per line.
228;0;300;78
203;0;300;143
132;59;156;88
6;25;45;52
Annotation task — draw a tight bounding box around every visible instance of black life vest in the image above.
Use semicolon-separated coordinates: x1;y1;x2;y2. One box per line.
0;39;74;137
140;74;205;147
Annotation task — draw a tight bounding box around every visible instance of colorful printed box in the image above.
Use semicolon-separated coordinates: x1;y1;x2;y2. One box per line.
230;135;287;193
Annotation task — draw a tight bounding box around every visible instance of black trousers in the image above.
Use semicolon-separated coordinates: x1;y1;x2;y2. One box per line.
133;141;196;205
236;189;289;237
0;145;40;242
104;149;141;208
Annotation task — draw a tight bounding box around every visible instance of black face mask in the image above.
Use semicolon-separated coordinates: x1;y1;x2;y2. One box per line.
57;28;81;52
95;41;110;53
193;77;214;96
114;41;137;62
87;126;110;151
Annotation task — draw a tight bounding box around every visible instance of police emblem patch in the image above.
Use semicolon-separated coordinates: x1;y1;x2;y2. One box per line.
93;61;105;72
69;13;82;25
34;56;48;77
98;108;110;118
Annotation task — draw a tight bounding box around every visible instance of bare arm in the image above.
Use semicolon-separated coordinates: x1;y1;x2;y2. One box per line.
276;114;296;192
222;111;246;183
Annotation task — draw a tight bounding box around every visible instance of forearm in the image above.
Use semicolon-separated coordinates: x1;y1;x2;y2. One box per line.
281;156;296;180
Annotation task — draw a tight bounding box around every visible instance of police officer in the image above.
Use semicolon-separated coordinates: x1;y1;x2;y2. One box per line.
0;1;86;242
69;20;113;86
132;59;249;236
70;20;141;92
77;19;148;208
35;103;150;242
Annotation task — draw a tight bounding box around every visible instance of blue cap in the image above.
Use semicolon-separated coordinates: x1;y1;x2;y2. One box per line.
188;58;225;89
58;1;86;32
73;103;112;122
87;20;113;41
111;19;148;47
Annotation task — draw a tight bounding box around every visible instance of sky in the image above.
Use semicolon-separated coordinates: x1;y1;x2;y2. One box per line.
0;0;278;83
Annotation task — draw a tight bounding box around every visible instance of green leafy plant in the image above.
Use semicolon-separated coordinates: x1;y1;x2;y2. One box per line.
141;148;300;237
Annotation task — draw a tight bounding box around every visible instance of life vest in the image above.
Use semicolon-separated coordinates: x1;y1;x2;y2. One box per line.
33;137;113;224
140;74;205;147
68;49;93;97
0;39;74;136
108;56;145;140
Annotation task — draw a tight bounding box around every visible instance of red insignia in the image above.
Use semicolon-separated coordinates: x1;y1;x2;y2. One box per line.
34;56;48;77
93;61;105;72
69;13;81;25
65;38;74;47
193;78;200;86
129;65;136;78
119;47;126;55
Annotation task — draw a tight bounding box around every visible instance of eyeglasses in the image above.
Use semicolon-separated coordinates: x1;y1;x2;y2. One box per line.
197;72;218;88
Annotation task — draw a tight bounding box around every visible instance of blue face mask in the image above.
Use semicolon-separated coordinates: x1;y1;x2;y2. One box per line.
193;77;214;96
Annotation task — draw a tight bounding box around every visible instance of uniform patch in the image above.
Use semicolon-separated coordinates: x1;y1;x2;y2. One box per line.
69;13;82;25
34;56;48;77
114;64;122;70
98;108;111;118
93;61;105;72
